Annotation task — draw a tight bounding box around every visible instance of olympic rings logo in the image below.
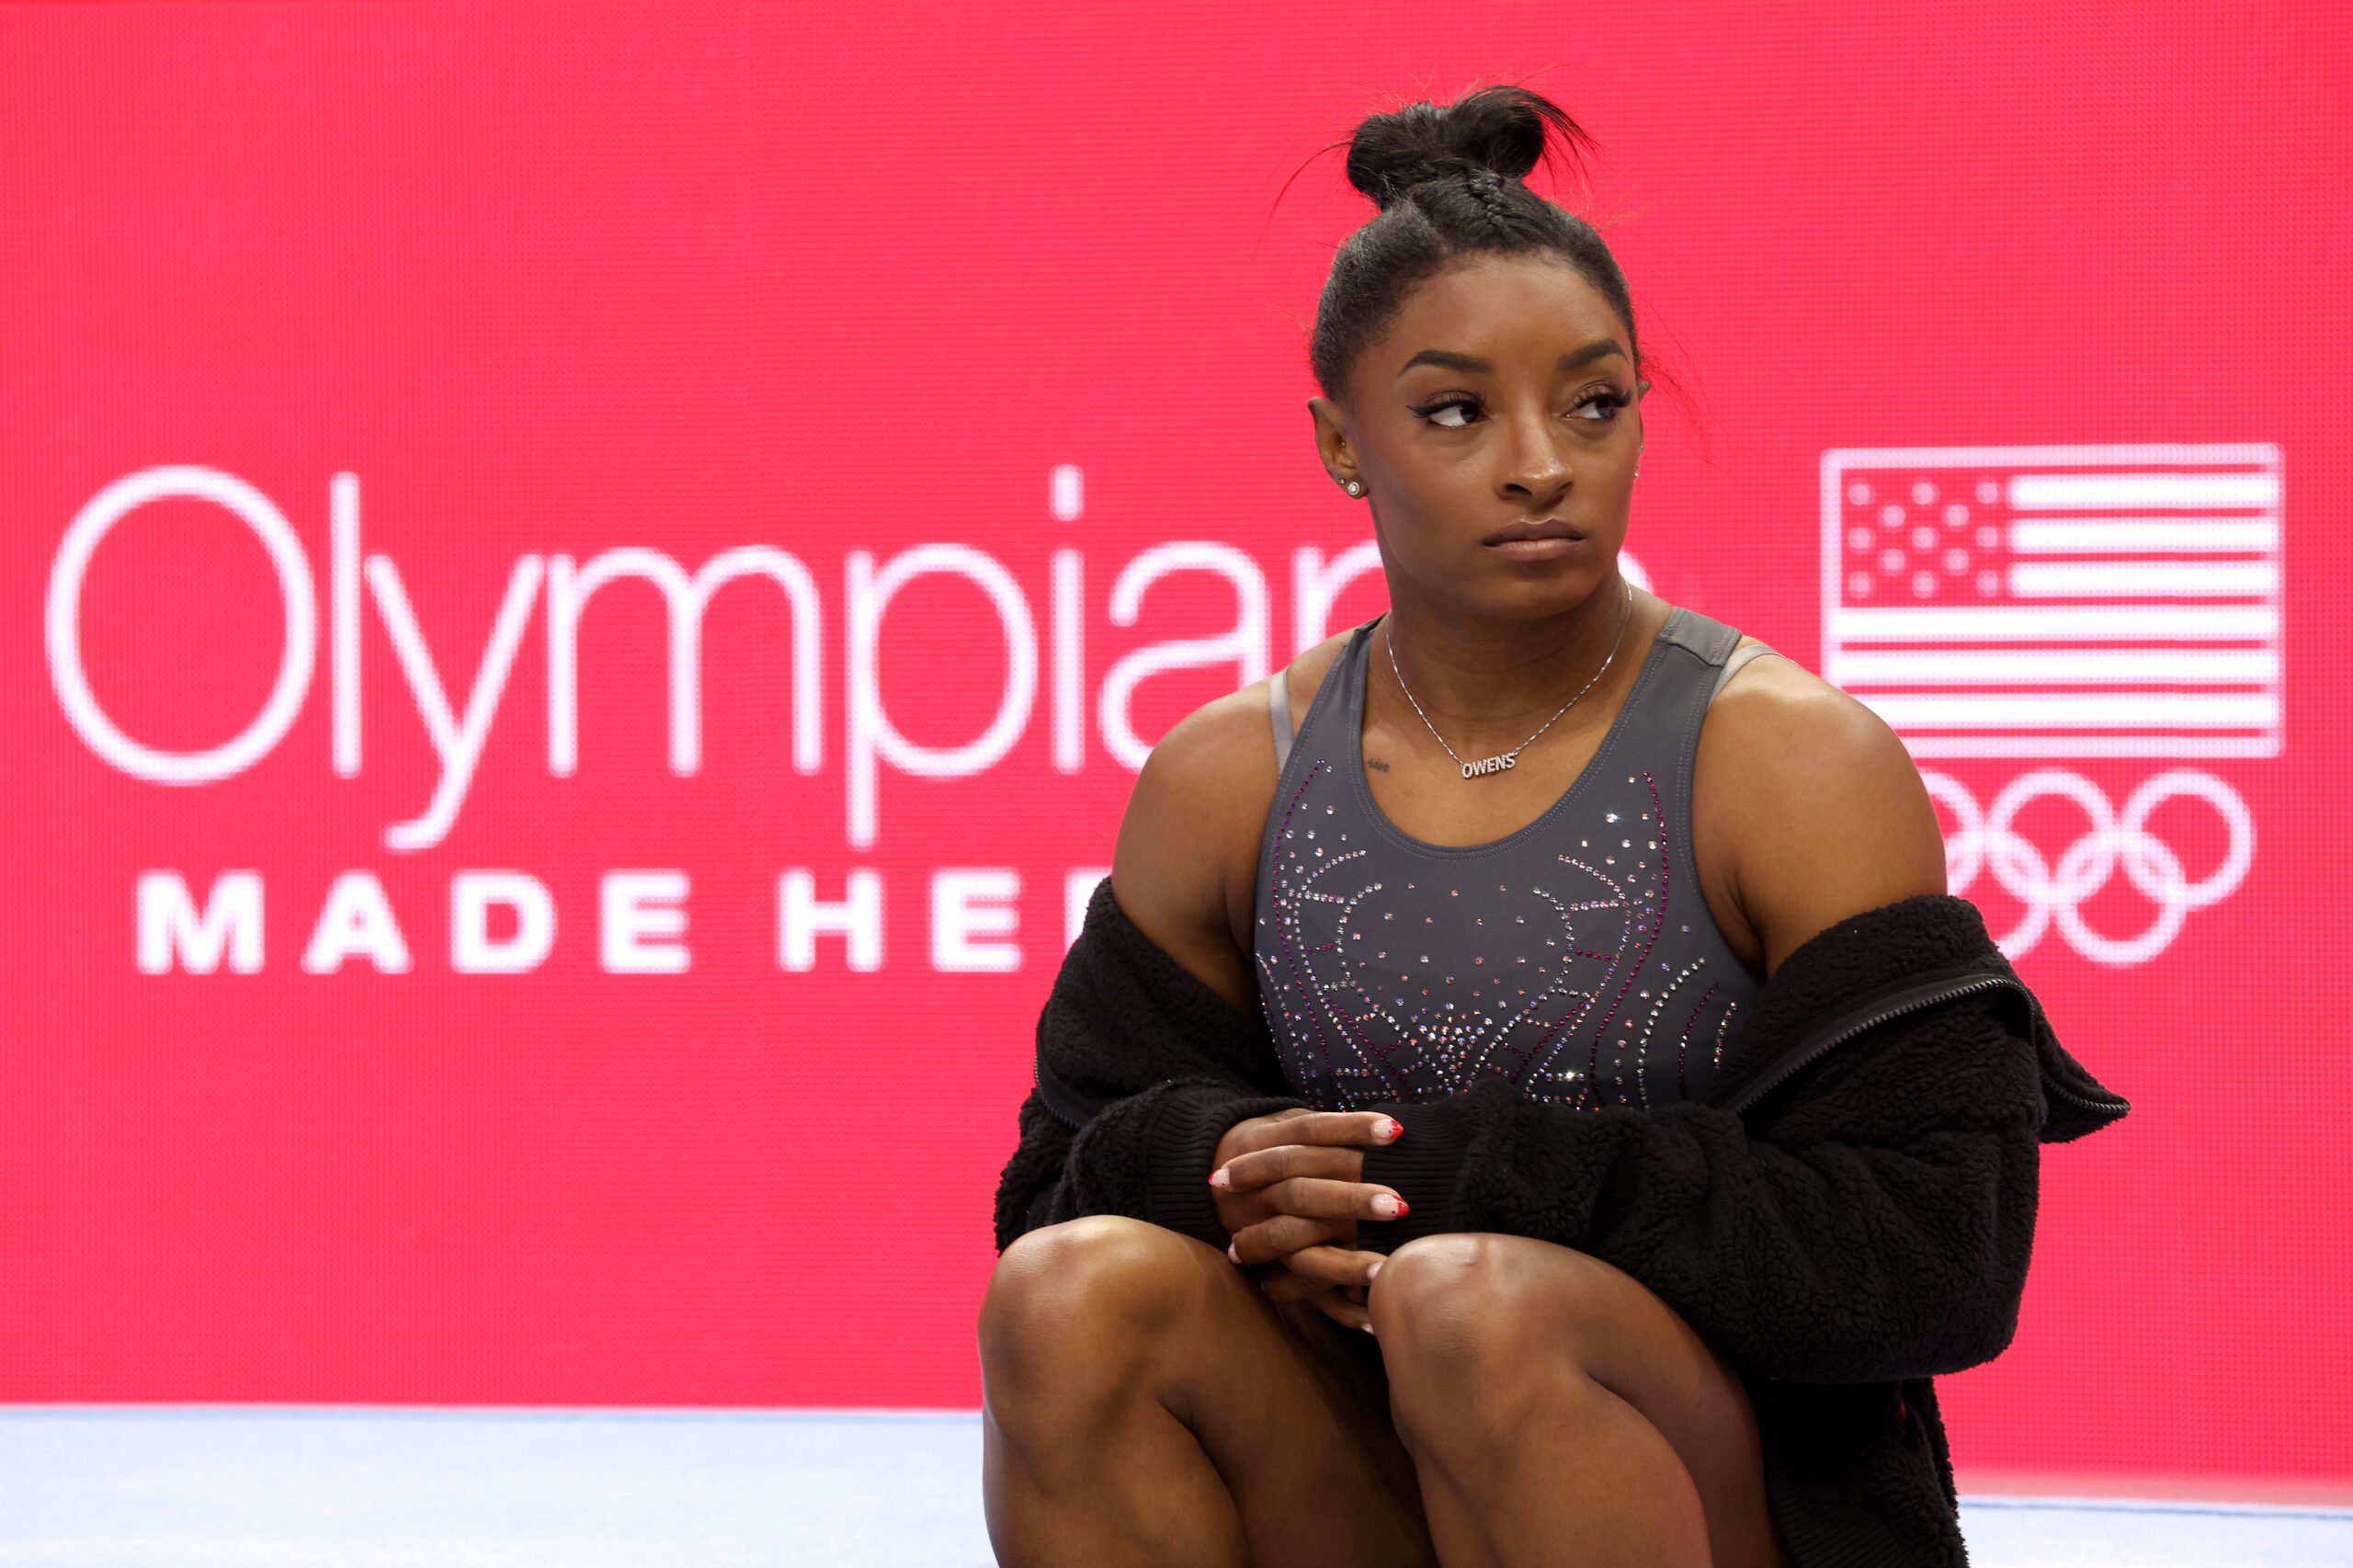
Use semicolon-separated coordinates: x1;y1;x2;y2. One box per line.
1919;768;2255;966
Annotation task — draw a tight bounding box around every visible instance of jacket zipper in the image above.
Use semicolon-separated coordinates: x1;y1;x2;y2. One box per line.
1713;970;2132;1119
1715;974;2020;1116
1032;1057;1105;1129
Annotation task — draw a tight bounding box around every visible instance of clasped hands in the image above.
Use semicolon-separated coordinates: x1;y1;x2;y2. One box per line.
1208;1108;1408;1333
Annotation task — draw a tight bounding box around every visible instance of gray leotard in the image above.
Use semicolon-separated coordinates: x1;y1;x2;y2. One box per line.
1252;604;1781;1112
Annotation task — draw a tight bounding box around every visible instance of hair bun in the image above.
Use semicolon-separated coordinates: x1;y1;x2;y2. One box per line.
1344;85;1582;210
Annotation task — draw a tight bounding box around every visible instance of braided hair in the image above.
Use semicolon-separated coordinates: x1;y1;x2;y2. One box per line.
1308;85;1643;401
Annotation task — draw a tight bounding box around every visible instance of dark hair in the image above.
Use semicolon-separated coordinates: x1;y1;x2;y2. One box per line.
1309;85;1642;401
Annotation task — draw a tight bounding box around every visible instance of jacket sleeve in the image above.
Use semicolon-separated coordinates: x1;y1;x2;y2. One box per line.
994;1078;1312;1255
993;880;1308;1255
1358;984;2049;1385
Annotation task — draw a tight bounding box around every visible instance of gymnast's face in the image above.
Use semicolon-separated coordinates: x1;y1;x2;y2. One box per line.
1309;252;1649;619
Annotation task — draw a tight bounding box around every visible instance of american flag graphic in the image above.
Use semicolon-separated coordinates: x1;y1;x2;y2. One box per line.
1821;444;2282;758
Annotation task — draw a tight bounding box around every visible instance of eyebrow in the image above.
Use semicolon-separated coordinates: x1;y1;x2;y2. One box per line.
1396;339;1627;378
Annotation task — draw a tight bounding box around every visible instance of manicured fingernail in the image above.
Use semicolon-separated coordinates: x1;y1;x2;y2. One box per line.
1360;1323;1377;1335
1380;1118;1404;1141
1227;1240;1241;1263
1207;1167;1230;1188
1365;1257;1383;1281
1371;1193;1408;1219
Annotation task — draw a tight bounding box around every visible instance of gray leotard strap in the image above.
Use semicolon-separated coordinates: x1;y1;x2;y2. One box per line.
1709;642;1783;705
1268;672;1295;771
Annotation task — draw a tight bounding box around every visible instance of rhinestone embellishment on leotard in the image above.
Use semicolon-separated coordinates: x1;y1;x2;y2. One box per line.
1256;763;1752;1112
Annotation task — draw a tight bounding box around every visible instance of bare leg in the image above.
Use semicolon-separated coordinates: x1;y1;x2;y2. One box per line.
980;1214;1437;1568
1370;1233;1793;1568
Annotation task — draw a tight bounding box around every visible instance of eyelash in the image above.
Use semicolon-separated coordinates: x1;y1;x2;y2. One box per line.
1409;389;1631;429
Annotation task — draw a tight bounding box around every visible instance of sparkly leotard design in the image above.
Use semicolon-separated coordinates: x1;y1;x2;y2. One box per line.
1251;605;1774;1112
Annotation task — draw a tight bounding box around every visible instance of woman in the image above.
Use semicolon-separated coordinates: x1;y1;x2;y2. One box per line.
980;85;2125;1568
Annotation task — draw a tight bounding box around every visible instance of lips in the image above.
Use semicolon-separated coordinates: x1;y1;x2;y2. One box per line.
1482;518;1588;547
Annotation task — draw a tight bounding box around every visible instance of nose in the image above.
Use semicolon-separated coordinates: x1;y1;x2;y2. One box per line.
1495;404;1572;506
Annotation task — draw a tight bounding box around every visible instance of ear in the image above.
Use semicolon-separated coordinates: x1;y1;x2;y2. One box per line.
1306;396;1359;493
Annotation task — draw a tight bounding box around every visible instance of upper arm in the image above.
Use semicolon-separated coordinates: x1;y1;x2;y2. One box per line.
1706;666;1949;977
1107;638;1353;1011
1108;682;1281;1012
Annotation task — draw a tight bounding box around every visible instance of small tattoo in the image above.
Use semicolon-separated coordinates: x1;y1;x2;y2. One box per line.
1366;757;1392;772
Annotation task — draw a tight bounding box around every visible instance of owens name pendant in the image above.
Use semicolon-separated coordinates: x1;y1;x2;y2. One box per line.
1388;579;1637;785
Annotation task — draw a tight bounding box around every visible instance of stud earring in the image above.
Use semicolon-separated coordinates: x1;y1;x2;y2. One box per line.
1345;480;1364;497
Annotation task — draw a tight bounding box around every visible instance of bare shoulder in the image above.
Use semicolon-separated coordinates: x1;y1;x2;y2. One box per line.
1698;641;1949;975
1108;631;1356;1010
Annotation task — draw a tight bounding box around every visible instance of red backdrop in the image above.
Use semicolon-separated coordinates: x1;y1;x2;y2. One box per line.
3;0;2347;1494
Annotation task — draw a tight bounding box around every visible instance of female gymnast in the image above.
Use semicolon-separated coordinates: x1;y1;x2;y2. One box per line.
978;83;2113;1568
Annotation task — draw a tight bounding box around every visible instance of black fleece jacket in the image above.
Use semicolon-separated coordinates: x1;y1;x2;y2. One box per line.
995;878;2130;1568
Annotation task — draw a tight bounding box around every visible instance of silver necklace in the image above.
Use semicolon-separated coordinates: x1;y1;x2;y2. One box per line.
1383;580;1636;780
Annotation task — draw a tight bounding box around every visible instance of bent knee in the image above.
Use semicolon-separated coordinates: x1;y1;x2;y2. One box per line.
980;1215;1220;1379
1367;1234;1513;1352
1368;1233;1600;1375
